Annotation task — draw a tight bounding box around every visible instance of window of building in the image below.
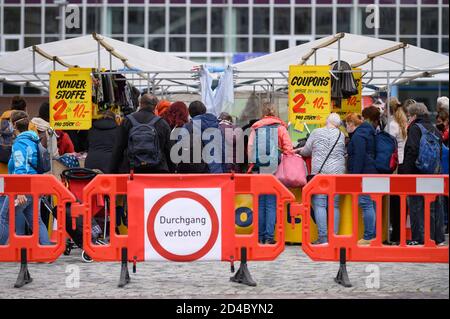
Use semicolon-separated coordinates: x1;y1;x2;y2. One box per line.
25;7;41;34
4;7;21;34
443;7;449;36
149;7;165;34
234;8;249;35
233;37;248;52
107;7;124;35
86;7;102;34
400;37;417;46
170;8;186;34
400;7;417;35
211;7;225;35
170;37;186;51
295;8;312;35
421;38;438;52
442;38;449;53
253;37;270;52
421;8;438;35
316;7;333;35
211;37;224;52
128;37;145;47
379;7;396;35
128;7;145;35
148;37;166;51
359;7;374;35
24;37;41;48
191;37;207;52
45;7;59;34
191;8;207;35
336;7;352;33
274;8;290;35
253;7;270;35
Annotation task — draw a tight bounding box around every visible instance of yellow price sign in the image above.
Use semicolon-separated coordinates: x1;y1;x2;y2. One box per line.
50;70;92;130
288;65;331;129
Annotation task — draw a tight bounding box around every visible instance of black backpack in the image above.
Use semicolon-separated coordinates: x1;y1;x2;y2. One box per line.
127;114;162;168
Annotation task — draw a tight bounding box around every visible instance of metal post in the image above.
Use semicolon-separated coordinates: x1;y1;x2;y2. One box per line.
109;51;112;71
314;50;317;65
337;38;341;70
32;49;36;74
97;41;101;72
402;47;406;72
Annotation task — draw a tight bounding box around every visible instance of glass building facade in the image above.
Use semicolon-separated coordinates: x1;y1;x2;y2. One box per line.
0;0;448;95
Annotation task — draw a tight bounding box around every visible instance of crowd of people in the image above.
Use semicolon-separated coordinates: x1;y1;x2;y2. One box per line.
0;94;448;247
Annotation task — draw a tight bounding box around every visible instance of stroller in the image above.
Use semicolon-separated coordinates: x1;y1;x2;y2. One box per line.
44;168;111;262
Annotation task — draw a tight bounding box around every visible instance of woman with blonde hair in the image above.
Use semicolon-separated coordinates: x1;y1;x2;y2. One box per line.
385;97;408;165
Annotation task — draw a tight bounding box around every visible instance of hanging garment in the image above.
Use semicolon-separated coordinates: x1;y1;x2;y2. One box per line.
200;65;235;116
330;60;358;107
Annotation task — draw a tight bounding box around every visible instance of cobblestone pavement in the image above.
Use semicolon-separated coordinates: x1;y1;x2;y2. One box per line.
0;246;448;299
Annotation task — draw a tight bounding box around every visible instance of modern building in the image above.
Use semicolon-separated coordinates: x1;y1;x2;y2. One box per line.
0;0;448;99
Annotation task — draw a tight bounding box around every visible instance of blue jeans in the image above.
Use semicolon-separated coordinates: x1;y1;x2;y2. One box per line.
358;195;376;240
0;195;51;245
258;194;277;242
312;195;340;243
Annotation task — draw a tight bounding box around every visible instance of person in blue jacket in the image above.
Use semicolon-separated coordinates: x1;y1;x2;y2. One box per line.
0;111;51;245
346;106;380;245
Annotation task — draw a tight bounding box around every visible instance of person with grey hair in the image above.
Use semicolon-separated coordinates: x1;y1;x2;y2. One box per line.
436;96;449;113
399;102;445;246
110;93;172;173
298;113;346;244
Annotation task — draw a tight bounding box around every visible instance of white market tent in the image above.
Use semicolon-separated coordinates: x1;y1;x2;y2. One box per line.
0;33;198;94
232;33;449;92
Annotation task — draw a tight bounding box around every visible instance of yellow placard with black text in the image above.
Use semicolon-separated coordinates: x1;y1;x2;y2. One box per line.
331;69;362;118
288;65;331;129
50;70;92;130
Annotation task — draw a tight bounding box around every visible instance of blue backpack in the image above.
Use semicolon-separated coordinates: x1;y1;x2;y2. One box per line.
32;140;51;174
253;124;280;173
375;131;398;174
415;123;441;174
441;144;449;174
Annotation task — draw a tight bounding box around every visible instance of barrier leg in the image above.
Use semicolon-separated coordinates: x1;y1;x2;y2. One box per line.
118;247;130;288
14;248;33;288
334;248;352;288
230;247;257;287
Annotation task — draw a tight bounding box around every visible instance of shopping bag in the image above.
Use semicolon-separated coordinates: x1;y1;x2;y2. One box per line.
274;153;307;188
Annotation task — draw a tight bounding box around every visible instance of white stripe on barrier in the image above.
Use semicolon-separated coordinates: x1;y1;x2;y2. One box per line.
0;177;3;193
362;177;390;193
416;178;444;194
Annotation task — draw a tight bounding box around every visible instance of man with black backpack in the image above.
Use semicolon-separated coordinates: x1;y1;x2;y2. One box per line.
399;102;445;246
110;93;172;174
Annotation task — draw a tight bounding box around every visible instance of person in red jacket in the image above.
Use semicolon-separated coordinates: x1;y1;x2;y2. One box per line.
56;130;75;155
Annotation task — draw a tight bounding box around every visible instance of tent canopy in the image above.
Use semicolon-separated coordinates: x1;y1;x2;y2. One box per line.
232;33;449;89
0;34;198;92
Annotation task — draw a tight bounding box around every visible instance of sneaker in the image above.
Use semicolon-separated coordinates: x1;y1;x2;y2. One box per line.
357;239;373;246
265;239;277;245
437;242;448;247
406;240;422;246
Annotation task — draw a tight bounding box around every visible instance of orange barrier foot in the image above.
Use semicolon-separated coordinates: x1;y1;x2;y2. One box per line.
334;248;352;288
230;248;257;287
14;249;33;288
118;248;131;288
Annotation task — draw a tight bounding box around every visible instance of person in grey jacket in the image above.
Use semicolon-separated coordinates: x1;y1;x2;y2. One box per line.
298;113;346;244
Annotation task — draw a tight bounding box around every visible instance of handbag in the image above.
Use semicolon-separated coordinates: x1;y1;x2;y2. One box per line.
307;131;341;224
274;153;307;188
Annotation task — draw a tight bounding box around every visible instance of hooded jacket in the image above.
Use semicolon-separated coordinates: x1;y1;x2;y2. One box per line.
181;113;223;173
85;118;119;173
7;131;39;175
347;121;378;174
30;117;59;157
399;114;442;175
247;116;293;159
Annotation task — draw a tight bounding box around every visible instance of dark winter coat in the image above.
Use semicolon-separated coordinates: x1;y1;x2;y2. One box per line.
347;121;378;174
85;118;119;173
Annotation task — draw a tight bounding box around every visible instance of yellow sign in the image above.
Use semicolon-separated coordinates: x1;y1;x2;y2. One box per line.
288;65;331;128
332;69;362;118
50;70;92;130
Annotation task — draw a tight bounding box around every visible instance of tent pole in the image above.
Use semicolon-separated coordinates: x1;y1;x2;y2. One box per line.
110;51;112;71
337;38;341;69
147;72;150;93
53;59;56;71
98;41;101;72
314;50;317;65
402;47;406;72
